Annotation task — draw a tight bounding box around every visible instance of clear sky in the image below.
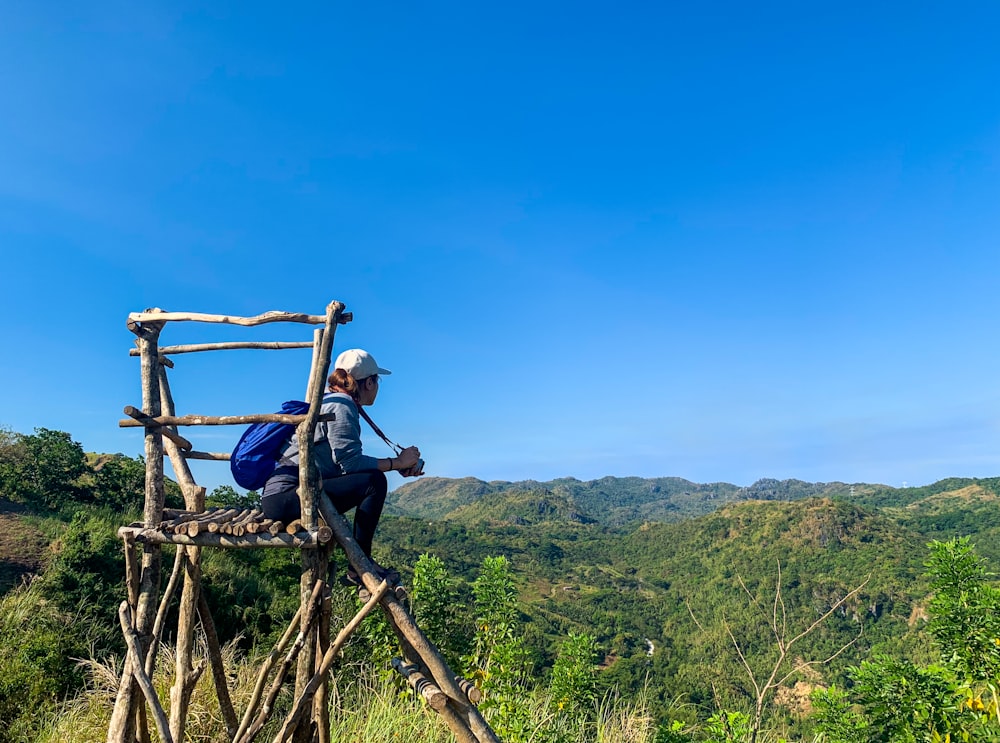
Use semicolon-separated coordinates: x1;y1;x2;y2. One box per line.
2;2;999;491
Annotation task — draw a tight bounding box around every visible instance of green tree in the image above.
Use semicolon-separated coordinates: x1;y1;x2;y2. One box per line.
208;484;260;509
92;453;146;510
38;511;125;639
813;537;1000;743
550;632;598;714
412;552;470;669
470;555;534;741
925;537;1000;682
0;428;87;508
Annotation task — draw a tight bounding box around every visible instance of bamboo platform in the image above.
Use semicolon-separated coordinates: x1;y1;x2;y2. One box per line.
118;507;334;549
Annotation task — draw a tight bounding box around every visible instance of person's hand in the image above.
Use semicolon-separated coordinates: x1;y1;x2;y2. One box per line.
400;465;425;478
395;445;421;470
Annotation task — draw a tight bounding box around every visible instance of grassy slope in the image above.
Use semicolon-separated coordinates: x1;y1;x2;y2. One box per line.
0;499;50;593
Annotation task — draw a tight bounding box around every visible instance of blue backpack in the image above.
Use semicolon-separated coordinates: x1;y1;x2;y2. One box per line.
230;400;309;490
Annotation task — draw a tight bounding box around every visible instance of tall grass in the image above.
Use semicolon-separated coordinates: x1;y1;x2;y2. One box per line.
35;640;660;743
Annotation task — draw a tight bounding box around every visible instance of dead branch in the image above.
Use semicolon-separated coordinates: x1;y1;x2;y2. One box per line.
126;308;351;327
130;341;315;356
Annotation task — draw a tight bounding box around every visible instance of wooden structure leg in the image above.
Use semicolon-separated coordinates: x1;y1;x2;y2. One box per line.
318;493;500;743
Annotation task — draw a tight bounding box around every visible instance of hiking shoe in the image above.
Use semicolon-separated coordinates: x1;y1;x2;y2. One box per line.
340;570;363;587
341;564;400;587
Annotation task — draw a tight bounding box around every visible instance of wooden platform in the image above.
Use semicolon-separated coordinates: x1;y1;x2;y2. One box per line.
118;507;333;549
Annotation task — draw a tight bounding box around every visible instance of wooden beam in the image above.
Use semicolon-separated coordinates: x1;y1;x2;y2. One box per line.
178;450;231;461
120;408;336;428
130;341;315;356
317;494;501;743
391;659;449;711
121;407;194;449
126;309;352;328
273;580;392;743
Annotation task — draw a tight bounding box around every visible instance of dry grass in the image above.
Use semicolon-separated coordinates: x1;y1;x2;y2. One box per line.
36;635;658;743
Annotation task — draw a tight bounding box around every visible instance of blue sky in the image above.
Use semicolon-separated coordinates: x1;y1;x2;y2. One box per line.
2;2;999;491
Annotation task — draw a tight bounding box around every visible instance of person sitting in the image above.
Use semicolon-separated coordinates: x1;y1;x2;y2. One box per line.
261;348;422;584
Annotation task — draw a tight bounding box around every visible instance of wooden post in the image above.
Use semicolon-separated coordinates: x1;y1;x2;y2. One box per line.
272;580;392;743
294;302;343;742
158;364;206;743
197;590;239;737
119;602;174;743
234;606;303;743
109;311;165;743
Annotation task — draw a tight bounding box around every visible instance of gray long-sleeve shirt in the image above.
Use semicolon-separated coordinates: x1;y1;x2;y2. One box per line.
261;392;379;495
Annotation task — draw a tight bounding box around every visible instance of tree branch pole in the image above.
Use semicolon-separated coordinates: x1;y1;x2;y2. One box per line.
123;533;140;611
180;450;231;461
197;589;240;738
391;659;449;711
130;341;315;355
293;301;344;743
317;494;500;743
126;309;352;327
157;364;208;743
119;602;174;743
119;408;336;428
109;312;165;743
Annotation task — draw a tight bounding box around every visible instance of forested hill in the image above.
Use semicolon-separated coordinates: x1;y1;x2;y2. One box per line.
4;425;1000;741
388;475;865;525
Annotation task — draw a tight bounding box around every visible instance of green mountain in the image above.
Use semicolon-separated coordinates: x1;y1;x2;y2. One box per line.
379;495;936;721
389;475;869;525
444;489;598;527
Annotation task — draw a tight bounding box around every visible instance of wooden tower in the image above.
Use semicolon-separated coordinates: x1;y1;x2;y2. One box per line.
108;300;499;743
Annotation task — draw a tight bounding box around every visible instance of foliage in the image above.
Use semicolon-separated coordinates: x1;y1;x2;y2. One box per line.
91;454;146;511
813;537;1000;743
925;537;1000;681
208;484;261;509
0;581;93;743
411;552;471;668
0;427;88;509
470;555;536;740
199;544;302;649
550;632;599;714
37;510;126;651
703;710;754;742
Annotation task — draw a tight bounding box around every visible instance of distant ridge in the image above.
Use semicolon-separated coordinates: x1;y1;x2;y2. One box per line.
388;475;868;526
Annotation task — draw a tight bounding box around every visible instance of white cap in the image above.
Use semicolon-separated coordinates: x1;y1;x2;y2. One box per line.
334;349;392;379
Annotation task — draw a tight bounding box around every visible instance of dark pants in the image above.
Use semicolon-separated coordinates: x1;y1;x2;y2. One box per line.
261;470;388;556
